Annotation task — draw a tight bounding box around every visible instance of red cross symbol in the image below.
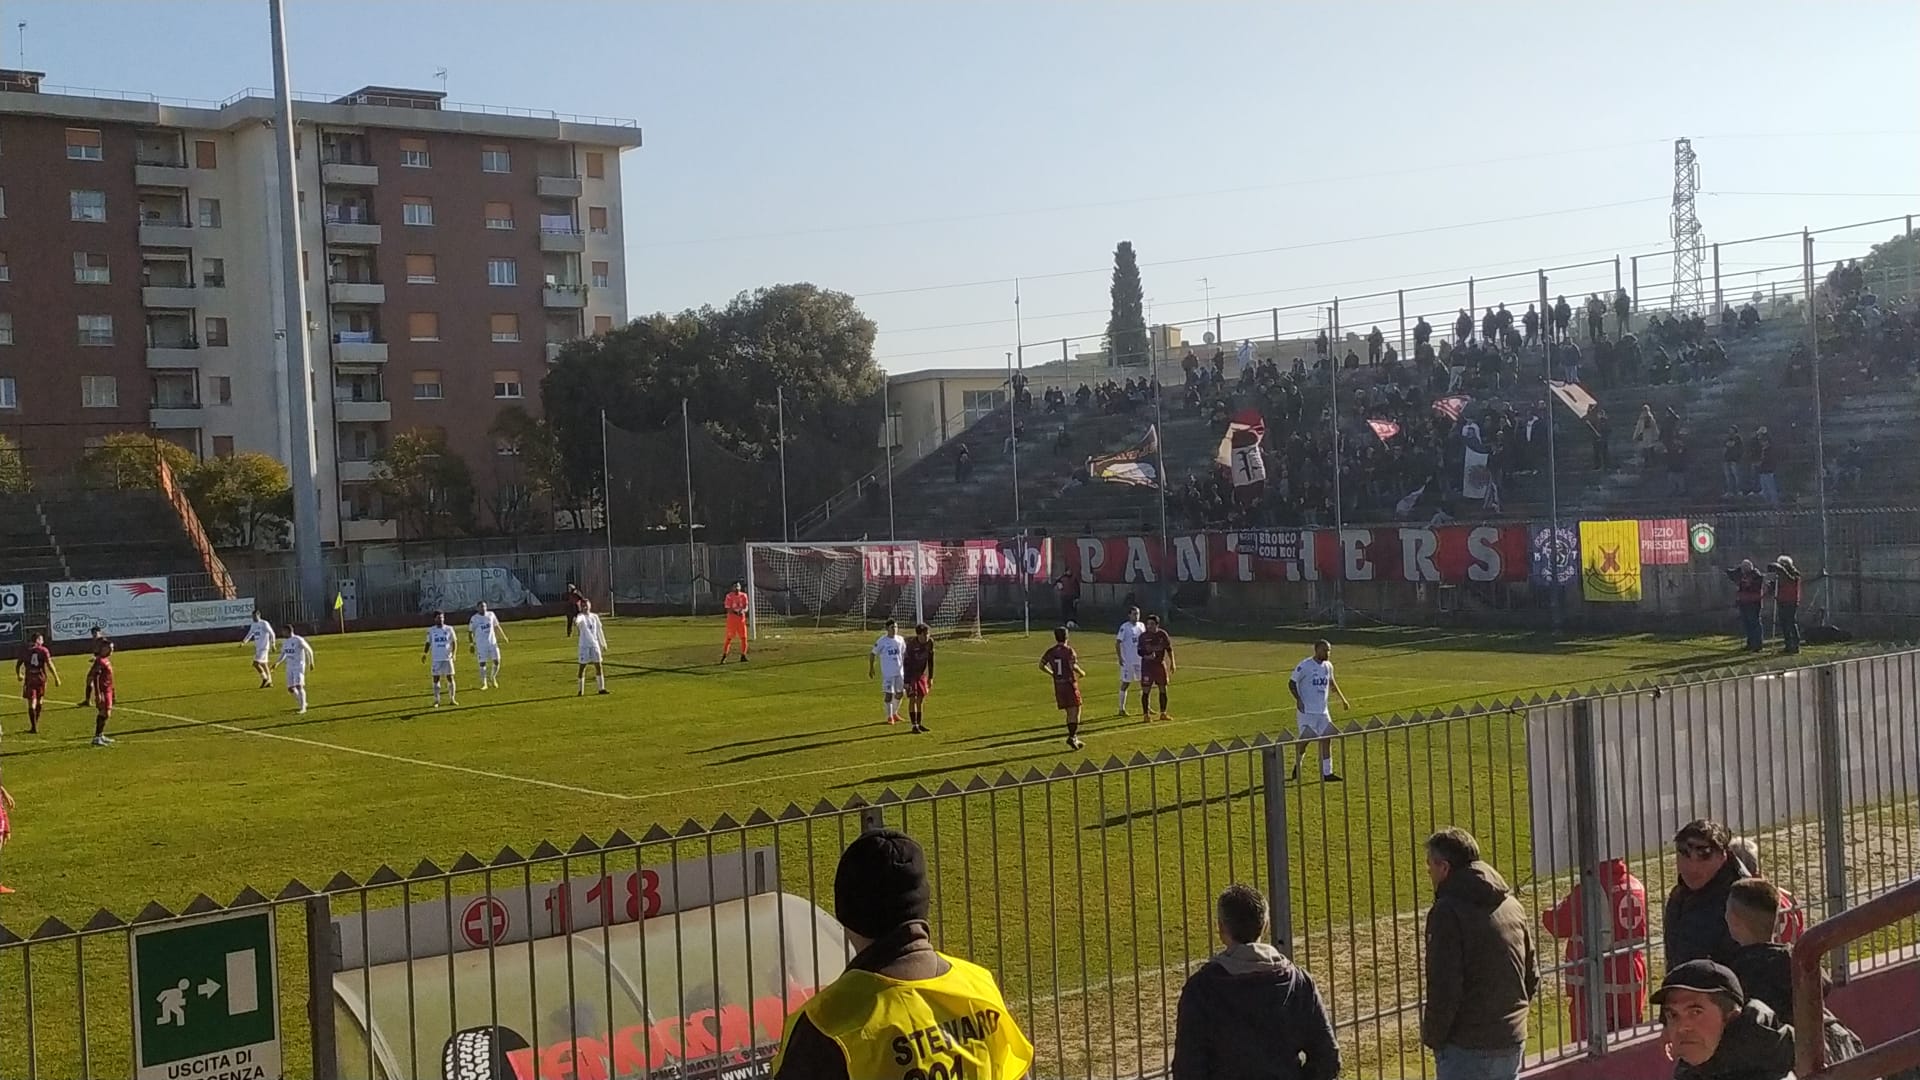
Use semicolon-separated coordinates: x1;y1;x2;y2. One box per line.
461;897;510;947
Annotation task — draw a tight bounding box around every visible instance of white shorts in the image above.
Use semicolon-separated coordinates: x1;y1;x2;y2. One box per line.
283;667;306;688
431;659;456;677
578;649;604;666
1120;660;1142;683
880;675;905;696
253;646;272;665
1298;711;1335;738
475;644;500;664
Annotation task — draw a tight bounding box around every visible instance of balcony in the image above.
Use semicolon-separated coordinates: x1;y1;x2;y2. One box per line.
337;459;378;483
146;342;202;368
329;281;386;305
537;174;583;199
324;220;382;246
333;399;391;424
139;220;195;248
149;404;203;428
321;160;380;187
142;284;198;308
332;334;389;364
546;341;565;362
543;284;588;309
134;160;192;187
539;227;585;254
340;517;397;542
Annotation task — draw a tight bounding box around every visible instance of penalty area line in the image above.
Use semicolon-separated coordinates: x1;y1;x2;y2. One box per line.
118;705;637;801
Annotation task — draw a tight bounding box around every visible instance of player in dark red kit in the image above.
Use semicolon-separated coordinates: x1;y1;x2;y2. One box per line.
1039;626;1088;750
15;631;60;734
78;626;110;706
902;622;935;734
1136;614;1176;722
90;651;116;747
564;582;584;636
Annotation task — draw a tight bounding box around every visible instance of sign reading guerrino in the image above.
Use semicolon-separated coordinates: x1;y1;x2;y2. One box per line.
170;598;257;632
48;578;169;640
130;908;281;1080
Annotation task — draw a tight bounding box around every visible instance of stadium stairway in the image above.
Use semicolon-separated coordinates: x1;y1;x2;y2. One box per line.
0;496;70;581
37;491;215;582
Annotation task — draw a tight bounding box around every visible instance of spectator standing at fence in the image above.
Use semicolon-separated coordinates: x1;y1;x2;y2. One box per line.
1522;305;1540;346
1552;296;1573;344
1752;428;1780;507
773;829;1034;1080
1586;295;1607;342
1722;426;1747;496
1422;828;1540;1080
1724;878;1865;1067
1173;884;1340;1080
1587;405;1614;469
1613;289;1632;334
1455;308;1474;346
1766;556;1802;655
1726;562;1767;652
1540;857;1649;1043
1654;961;1795;1080
1415;316;1433;350
1665;820;1750;969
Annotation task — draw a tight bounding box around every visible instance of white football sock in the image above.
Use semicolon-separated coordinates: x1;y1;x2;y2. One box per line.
596;672;606;691
1321;756;1335;778
294;687;306;710
578;676;586;694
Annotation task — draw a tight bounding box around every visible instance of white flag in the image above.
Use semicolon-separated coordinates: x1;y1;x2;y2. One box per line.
1463;448;1491;499
1229;443;1267;487
1395;484;1426;517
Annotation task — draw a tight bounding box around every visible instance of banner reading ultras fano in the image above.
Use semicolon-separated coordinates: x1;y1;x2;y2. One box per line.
1056;526;1531;585
48;578;170;640
861;538;1054;583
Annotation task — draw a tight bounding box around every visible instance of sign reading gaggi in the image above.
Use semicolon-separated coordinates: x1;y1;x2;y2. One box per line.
49;577;170;640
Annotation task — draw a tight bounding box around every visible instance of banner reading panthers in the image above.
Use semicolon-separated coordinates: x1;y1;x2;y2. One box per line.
1579;519;1644;602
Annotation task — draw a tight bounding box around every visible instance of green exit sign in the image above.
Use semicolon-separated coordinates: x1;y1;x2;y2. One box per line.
130;909;281;1080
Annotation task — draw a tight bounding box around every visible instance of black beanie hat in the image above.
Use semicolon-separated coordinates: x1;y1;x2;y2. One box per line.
833;829;931;939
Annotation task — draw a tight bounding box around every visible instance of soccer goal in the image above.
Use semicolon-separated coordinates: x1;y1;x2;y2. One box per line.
745;541;985;639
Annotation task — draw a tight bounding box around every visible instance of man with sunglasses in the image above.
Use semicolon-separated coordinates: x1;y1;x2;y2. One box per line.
1664;819;1750;970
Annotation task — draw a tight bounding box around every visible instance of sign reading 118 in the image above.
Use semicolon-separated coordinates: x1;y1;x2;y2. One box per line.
543;869;665;933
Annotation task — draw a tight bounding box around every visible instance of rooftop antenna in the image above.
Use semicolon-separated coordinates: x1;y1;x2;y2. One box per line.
16;22;26;68
433;67;448;95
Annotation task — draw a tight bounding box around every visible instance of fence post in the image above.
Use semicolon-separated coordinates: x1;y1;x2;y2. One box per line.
1260;744;1294;958
1569;697;1610;1057
1815;663;1850;986
306;894;339;1080
860;805;887;834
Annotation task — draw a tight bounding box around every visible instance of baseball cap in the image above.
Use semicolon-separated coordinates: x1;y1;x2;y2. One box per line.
1650;960;1745;1008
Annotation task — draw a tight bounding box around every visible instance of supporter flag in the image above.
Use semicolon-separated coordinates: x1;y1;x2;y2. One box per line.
1394;484;1426;518
1214;408;1266;467
1433;395;1471;422
1227;426;1267;489
1092;425;1160;488
1548;381;1600;420
1579;519;1644;602
1463;447;1491;500
1236;339;1255;372
1366;418;1401;441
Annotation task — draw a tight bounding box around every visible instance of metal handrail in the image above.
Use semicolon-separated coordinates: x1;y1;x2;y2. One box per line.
1792;876;1920;1079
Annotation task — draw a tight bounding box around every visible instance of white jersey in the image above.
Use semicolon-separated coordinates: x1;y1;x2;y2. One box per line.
426;625;459;662
278;636;313;682
244;618;276;659
1291;657;1335;714
469;611;502;657
1115;620;1146;674
575;612;608;660
871;633;906;682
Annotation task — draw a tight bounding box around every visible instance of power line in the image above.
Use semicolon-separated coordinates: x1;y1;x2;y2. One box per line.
1706;190;1920;199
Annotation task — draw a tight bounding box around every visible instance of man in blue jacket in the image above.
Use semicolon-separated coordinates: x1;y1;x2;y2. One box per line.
1173;884;1339;1080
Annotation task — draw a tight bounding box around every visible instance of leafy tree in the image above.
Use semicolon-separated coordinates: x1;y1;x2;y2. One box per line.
542;284;884;541
481;407;558;535
0;433;28;494
372;428;476;539
184;453;292;549
1106;240;1151;367
77;432;197;490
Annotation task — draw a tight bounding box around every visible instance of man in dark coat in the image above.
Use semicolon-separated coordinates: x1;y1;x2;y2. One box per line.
1653;960;1795;1080
1174;884;1339;1080
1422;828;1540;1080
1665;819;1750;969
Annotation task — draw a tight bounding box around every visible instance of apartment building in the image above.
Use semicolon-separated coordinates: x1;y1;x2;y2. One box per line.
0;72;641;542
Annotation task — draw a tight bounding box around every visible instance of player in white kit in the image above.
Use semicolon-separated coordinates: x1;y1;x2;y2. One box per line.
1288;638;1352;782
421;611;460;707
271;626;316;713
242;610;277;689
868;618;907;725
1114;606;1146;716
468;602;509;689
574;599;610;695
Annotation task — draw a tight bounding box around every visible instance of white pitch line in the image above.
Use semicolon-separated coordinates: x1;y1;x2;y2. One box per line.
118;705;637;801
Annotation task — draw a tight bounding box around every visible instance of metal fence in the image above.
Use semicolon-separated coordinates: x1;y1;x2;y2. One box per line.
3;648;1915;1080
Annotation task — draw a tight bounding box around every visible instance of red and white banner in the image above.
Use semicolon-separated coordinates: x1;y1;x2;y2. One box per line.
1637;517;1691;565
1367;418;1401;441
860;538;1053;583
48;577;170;641
1059;526;1530;585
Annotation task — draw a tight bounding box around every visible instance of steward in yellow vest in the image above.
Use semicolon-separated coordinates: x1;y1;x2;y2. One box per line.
774;829;1034;1080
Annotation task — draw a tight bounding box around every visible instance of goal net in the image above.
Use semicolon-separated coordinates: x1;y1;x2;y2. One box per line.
746;542;990;638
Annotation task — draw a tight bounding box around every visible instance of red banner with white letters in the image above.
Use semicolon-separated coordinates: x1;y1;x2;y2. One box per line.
1058;526;1531;585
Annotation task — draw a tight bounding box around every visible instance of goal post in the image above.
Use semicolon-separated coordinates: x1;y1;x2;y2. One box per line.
745;541;991;639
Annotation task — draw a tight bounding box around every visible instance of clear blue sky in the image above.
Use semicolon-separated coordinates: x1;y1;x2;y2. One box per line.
15;1;1919;372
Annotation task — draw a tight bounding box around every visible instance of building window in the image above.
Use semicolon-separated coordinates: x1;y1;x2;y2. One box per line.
0;313;11;345
492;369;523;398
66;127;104;161
494;437;521;457
483;201;514;230
591;261;610;288
400;137;430;168
202;258;225;287
489;314;520;343
81;375;118;408
213;375;232;405
402;197;433;226
486;258;518;287
70;189;107;222
74;252;110;284
0;251;8;282
588;206;609;234
194;139;218;169
593;315;613;335
407;312;439;341
481;144;511;173
205;317;229;347
405;254;436;284
212;435;234;458
0;376;14;409
78;315;114;346
0;187;6;217
585;151;605;179
411;369;444;400
197;198;222;228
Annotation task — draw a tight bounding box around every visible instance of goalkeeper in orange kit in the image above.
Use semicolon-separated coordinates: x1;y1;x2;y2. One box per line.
720;580;751;663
